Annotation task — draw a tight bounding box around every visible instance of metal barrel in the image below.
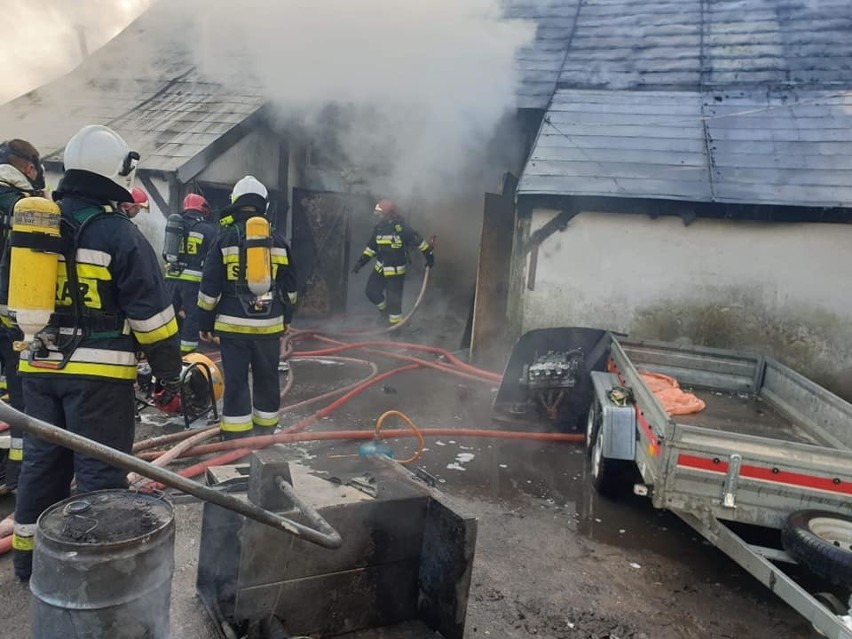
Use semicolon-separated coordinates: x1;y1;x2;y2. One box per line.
30;489;176;639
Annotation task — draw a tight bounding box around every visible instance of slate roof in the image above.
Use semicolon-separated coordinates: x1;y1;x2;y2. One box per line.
520;89;852;207
513;0;852;206
503;0;581;109
0;3;266;176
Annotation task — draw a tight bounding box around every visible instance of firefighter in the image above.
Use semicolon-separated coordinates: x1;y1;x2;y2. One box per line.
2;125;182;581
351;199;434;326
165;193;216;354
0;139;44;493
197;176;297;440
118;186;149;219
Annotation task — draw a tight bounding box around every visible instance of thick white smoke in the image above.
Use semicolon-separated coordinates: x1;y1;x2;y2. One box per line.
0;0;152;104
185;0;533;199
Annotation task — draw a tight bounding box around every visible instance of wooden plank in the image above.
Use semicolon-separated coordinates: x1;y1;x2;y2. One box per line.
471;192;516;369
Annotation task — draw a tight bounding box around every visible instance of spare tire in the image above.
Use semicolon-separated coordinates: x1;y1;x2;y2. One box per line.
781;510;852;587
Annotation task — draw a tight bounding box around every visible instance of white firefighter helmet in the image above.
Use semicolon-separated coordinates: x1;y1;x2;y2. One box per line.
230;175;268;211
231;175;268;202
63;125;139;193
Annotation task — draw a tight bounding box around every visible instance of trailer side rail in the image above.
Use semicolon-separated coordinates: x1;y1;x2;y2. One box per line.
664;424;852;528
762;358;852;451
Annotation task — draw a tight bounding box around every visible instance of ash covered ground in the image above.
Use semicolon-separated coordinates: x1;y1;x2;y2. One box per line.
0;330;813;638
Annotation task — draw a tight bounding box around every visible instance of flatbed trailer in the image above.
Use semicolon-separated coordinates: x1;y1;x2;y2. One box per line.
589;337;852;638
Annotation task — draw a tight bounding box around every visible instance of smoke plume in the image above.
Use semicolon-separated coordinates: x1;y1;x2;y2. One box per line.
0;0;152;104
184;0;533;200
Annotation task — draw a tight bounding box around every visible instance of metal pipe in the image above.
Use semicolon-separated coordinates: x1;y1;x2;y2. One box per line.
0;401;342;549
276;475;342;548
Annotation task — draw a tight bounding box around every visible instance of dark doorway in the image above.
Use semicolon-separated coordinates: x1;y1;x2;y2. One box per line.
291;188;372;318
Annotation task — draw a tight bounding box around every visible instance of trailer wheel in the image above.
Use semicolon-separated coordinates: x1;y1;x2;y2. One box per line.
584;398;599;455
782;510;852;587
587;399;632;498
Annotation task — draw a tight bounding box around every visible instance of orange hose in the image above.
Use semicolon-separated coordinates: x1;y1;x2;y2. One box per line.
129;427;218;488
373;410;425;464
302;337;497;386
143;363;422;491
0;535;10;556
293;336;502;383
133;426;218;453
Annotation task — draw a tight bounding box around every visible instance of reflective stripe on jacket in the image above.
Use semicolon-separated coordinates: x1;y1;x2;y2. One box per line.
197;210;297;340
358;218;431;271
7;197;180;382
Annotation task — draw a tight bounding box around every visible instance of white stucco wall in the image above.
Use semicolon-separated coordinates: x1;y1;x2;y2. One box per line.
195;129;280;190
132;175;169;253
519;209;852;395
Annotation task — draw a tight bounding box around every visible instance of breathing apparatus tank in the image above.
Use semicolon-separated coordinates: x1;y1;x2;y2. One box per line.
162;213;186;270
8;197;62;346
245;216;272;298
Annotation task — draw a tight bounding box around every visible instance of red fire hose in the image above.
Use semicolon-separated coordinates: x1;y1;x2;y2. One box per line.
294;337;501;382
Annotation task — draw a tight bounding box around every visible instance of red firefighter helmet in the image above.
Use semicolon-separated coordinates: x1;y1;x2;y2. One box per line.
130;187;149;210
374;199;398;218
182;193;211;217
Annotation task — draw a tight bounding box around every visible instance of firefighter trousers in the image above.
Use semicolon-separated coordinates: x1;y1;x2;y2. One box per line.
12;377;135;581
0;331;25;490
365;270;405;325
219;338;281;440
167;279;201;353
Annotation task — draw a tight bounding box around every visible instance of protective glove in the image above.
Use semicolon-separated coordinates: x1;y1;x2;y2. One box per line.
424;252;435;269
352;262;363;274
152;378;182;414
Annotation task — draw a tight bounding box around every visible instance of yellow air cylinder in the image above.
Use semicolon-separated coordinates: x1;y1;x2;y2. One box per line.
8;197;61;344
245;216;271;297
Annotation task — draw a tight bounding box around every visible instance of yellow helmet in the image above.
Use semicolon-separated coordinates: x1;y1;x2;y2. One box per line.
182;352;224;403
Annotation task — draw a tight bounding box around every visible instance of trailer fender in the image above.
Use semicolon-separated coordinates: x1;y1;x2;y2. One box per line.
590;371;636;461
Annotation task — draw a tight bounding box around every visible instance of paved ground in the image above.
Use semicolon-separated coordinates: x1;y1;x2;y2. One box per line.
0;333;817;638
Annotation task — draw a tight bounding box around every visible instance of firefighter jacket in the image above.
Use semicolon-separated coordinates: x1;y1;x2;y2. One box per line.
164;210;217;283
0;164;38;334
0;171;182;383
356;217;432;276
197;207;297;340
